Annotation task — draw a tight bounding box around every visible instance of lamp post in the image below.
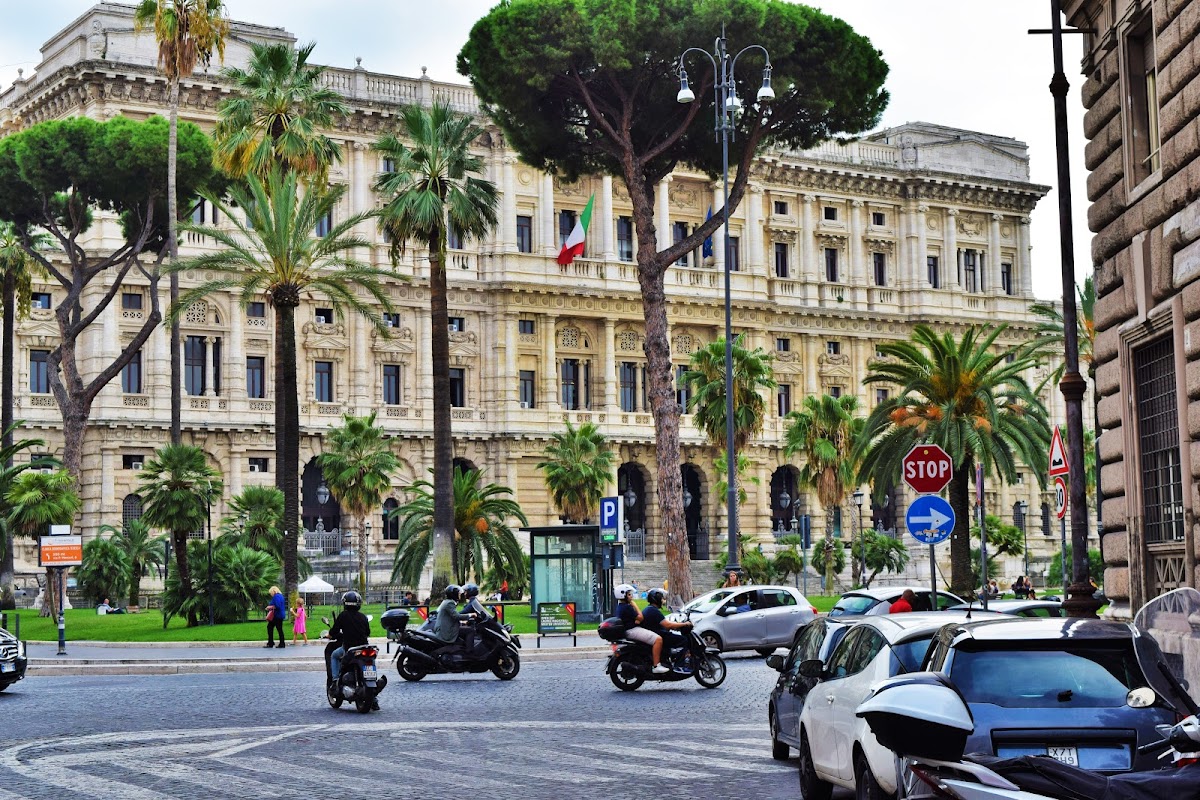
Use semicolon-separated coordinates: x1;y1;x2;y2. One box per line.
778;489;791;538
677;31;773;580
364;519;371;599
206;494;214;627
853;490;865;588
1018;500;1030;581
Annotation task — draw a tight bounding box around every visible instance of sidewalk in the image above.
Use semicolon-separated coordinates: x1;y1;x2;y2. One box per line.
25;631;612;676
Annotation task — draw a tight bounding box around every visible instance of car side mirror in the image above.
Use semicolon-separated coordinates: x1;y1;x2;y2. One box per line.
798;659;825;679
766;654;785;672
717;605;734;616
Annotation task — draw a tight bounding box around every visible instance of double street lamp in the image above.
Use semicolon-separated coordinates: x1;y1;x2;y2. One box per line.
677;31;773;579
1017;500;1030;580
853;490;865;587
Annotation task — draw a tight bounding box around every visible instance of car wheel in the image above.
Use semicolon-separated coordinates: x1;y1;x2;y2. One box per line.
798;730;833;800
769;709;789;761
855;754;889;800
700;631;722;651
756;646;776;657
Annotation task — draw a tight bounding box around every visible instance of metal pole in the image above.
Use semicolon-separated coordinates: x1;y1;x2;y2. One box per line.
929;544;936;607
977;465;988;612
857;501;865;588
1060;514;1069;592
1048;0;1096;617
718;33;739;580
1022;513;1030;580
56;567;66;656
207;497;214;626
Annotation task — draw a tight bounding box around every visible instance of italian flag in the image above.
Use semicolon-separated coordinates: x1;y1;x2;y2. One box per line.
556;194;595;266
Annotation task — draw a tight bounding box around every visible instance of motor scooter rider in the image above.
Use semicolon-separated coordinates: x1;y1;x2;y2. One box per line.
432;584;475;647
640;588;692;671
460;582;490;652
614;584;668;674
327;590;371;685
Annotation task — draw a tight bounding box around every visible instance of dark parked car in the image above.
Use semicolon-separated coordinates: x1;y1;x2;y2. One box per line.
828;586;965;616
923;617;1176;772
766;616;861;760
0;626;27;691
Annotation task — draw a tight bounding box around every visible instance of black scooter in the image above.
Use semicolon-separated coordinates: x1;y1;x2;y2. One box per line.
382;607;521;681
322;618;387;713
602;613;727;691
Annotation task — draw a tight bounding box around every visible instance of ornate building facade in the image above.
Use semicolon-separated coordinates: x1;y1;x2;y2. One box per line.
1;4;1078;583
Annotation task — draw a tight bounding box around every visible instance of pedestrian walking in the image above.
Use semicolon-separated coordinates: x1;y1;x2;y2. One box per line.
265;586;287;649
291;597;308;645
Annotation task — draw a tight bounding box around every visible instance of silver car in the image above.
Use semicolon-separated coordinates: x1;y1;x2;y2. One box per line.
675;585;818;655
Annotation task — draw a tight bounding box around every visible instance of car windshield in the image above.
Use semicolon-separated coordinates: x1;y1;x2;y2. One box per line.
891;635;934;673
682;590;737;614
831;595;876;615
950;645;1147;708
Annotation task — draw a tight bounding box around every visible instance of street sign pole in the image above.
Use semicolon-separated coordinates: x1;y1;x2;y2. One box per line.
1060;514;1069;592
1052;476;1069;595
57;567;66;656
977;463;988;611
930;543;936;605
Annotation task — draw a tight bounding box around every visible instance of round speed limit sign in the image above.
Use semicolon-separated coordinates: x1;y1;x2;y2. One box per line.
1053;476;1068;519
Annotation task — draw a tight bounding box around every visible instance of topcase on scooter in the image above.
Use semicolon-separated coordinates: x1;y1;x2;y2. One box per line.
380;608;410;634
597;617;626;642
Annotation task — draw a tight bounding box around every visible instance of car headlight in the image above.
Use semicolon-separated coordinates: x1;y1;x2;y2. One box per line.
16;641;25;659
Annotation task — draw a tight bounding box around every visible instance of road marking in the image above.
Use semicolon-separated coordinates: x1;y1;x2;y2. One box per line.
314;753;516;791
112;759;287;798
221;756;385;793
585;742;792;773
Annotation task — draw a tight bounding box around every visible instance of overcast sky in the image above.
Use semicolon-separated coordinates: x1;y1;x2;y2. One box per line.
0;1;1090;301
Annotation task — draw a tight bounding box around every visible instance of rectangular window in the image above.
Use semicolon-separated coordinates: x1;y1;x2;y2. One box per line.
1126;16;1160;183
1134;337;1185;544
29;349;49;393
382;364;401;405
927;255;940;288
871;211;886;226
122;454;145;470
382;312;401;328
619;362;638;412
382;157;396;174
184;336;206;396
122;350;142;394
190;200;205;225
774;242;790;278
616;216;634;262
728;236;740;272
315;308;334;325
676;364;690;412
827;341;841;356
558;210;577;249
247;302;266;318
824;206;838;221
314;361;334;402
31;292;51;310
776;338;790;353
121;293;143;310
246;356;266;399
963;250;979;292
1001;262;1013;296
519;370;535;408
561;358;580;410
830;386;843;398
518;319;535;335
447;222;464;250
448;316;465;332
248;457;269;473
777;384;792;417
825;248;839;282
314;210;333;238
449;367;465;408
774;200;789;215
672;221;689;266
873;252;887;286
516;215;533;253
876;388;889;405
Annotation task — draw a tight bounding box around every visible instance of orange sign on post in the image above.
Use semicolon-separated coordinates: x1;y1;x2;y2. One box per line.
39;535;82;568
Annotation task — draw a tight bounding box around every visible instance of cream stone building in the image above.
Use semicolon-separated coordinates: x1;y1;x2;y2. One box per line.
1;4;1083;589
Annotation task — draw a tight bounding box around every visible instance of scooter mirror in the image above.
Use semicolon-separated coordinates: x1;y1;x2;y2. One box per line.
321;616;331;626
1127;687;1157;708
366;614;374;621
319;629;330;639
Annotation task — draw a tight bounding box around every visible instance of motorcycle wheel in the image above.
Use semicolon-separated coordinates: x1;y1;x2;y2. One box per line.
608;655;645;692
354;698;372;714
491;649;520;681
694;654;727;688
397;654;427;682
326;683;343;709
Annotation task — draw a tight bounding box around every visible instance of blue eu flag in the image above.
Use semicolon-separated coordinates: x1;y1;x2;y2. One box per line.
702;207;713;258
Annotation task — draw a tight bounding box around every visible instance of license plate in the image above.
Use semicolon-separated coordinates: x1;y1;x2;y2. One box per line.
0;663;13;673
1047;747;1078;766
361;666;377;680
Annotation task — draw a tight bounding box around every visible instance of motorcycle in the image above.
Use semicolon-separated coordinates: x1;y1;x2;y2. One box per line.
601;611;727;691
321;617;387;714
855;587;1200;800
381;606;521;681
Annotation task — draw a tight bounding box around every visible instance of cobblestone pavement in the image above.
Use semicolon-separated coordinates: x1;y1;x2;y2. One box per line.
0;655;810;799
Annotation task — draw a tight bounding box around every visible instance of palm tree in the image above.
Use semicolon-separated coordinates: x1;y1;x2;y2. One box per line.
859;324;1050;596
0;423;50;609
390;467;527;589
682;334;776;450
219;485;284;558
536;421;616;524
855;531;910;588
170;168;396;602
1028;276;1095;388
137;444;222;626
317;412;401;591
134;0;229;445
213;41;348;183
784;394;865;591
99;519;164;610
374;102;499;598
6;469;81;618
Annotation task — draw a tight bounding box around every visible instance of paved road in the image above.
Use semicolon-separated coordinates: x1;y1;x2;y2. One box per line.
0;655;805;799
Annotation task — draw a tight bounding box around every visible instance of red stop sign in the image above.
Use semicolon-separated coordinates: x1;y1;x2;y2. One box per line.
902;444;954;494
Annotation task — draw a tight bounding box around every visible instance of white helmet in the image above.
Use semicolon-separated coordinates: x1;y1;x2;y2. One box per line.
614;583;636;600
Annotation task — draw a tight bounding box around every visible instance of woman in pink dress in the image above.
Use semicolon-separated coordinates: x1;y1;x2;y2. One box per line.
291;597;308;645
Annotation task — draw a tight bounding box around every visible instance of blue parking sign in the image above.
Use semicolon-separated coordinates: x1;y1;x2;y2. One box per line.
600;496;622;543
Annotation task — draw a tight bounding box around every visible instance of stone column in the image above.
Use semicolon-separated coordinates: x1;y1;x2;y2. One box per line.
655;177;672;251
944;209;960;290
804;336;820;396
504;311;519;408
747;184;764;271
501;155;517;253
352;141;368;234
101;290;119;403
603;319;617;410
800;194;816;282
204;336;217;397
601;175;616;261
227;300;245;399
541;173;556;258
989;213;1004;295
543;313;559;410
915;204;928;291
849;200;865;285
350;313;369;412
417;306;433;411
1018;216;1033;296
228;447;243;497
712;182;725;271
101;448;115;507
151;294;169;399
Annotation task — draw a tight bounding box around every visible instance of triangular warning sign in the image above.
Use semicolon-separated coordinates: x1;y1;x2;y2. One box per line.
1048;426;1070;477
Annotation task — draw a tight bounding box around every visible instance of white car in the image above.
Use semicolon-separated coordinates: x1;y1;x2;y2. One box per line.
674;585;818;655
796;611;1004;800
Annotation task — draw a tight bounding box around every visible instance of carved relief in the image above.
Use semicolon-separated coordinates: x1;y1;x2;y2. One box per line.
957;213;984;237
668;184;700;210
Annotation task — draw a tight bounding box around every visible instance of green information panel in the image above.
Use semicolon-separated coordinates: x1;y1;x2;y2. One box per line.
536;602;577;647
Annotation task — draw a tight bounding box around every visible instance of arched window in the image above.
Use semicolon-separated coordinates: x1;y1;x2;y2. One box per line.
122;494;143;527
382;498;399;541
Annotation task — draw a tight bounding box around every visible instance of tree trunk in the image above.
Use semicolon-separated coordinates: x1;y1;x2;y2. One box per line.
428;236;454;600
276;303;300;601
0;269;15;610
41;568;61;620
948;464;972;596
356;513;368;593
171;528;194;626
825;509;836;593
128;565;141;611
168;80;182;446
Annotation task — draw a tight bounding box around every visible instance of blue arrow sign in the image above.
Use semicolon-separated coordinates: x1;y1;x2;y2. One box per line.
600;496;621;543
906;495;955;545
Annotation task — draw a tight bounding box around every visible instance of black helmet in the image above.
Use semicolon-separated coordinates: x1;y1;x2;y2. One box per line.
342;590;362;609
647;588;667;607
463;583;480;599
445;584;461;601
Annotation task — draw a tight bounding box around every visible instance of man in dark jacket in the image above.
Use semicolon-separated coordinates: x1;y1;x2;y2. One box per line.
328;591;371;681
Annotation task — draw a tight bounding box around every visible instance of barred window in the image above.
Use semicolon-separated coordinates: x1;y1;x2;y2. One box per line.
122;494;144;526
1134;337;1185;544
